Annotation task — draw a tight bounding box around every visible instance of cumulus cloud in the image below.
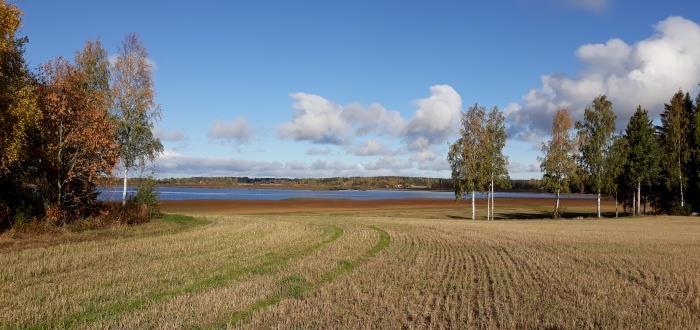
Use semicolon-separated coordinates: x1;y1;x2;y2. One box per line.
279;85;460;150
208;117;254;144
341;103;405;136
277;93;407;145
403;85;462;148
278;93;350;144
350;139;390;156
153;128;187;142
277;86;462;170
507;16;700;143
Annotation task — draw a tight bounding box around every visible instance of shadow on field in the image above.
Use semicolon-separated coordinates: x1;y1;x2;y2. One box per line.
448;210;624;221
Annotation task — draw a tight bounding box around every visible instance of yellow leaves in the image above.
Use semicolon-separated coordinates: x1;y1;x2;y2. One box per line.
0;0;22;52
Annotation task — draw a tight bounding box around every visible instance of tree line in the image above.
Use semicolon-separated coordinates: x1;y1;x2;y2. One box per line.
450;89;700;220
541;91;700;218
0;2;161;229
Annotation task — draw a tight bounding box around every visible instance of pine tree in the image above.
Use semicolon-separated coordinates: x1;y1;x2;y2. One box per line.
539;108;576;218
576;95;616;218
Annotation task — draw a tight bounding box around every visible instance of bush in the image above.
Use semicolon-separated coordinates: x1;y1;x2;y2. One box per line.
134;177;160;219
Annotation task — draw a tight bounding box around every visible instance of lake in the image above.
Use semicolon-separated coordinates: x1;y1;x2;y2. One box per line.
98;186;597;201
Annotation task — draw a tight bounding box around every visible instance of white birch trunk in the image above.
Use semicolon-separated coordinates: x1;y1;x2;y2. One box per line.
632;191;636;216
637;181;641;216
555;188;560;218
491;178;494;220
122;168;128;206
486;189;490;221
471;190;475;220
597;192;601;218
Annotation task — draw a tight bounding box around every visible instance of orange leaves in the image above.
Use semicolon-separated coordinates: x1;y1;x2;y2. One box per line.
36;44;119;212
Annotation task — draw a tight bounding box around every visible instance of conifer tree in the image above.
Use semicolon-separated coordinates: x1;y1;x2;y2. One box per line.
624;106;660;215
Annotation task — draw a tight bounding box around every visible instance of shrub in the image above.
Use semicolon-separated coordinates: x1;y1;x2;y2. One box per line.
134;177;160;219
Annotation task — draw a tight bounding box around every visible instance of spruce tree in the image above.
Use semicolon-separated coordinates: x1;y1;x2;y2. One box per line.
624;106;660;215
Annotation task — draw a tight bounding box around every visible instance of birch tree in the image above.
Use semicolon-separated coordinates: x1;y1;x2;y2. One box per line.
539;108;576;218
658;90;691;213
483;106;509;220
111;34;163;205
448;104;486;220
576;95;616;218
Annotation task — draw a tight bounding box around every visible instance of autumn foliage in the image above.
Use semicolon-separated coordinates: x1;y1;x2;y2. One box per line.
0;1;160;228
34;55;118;219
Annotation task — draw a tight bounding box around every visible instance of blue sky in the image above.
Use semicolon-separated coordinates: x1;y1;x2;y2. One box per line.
16;0;700;179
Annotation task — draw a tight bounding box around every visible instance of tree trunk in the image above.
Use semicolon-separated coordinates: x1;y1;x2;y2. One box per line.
615;191;618;218
471;190;475;220
122;168;128;206
637;181;641;217
555;188;560;218
632;191;636;216
679;156;684;208
486;188;490;221
491;178;495;220
597;192;601;218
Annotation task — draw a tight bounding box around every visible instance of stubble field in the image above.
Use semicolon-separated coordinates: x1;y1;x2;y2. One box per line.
1;199;699;328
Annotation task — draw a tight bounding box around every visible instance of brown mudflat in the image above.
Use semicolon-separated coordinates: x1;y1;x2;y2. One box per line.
160;197;612;215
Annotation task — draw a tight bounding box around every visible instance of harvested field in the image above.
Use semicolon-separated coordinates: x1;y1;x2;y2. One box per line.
1;200;698;328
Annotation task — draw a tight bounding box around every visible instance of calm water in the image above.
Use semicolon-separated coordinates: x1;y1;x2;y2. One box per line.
98;186;596;201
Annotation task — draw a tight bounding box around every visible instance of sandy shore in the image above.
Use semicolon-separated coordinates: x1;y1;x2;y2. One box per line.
160;198;613;215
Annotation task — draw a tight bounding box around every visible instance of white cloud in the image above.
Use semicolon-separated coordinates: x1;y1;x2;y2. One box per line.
341;103;405;136
279;85;461;152
278;93;349;144
153;128;186;142
350;139;390;156
507;16;700;142
403;85;462;149
208;117;254;144
508;161;541;174
155;150;421;178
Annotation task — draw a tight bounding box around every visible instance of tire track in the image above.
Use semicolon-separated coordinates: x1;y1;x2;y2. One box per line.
225;225;391;328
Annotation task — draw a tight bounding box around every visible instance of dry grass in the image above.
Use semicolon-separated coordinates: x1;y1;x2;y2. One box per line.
1;203;699;328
